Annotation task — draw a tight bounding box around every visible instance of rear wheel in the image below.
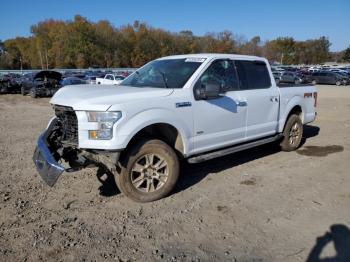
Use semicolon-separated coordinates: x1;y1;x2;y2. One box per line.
335;80;341;86
116;139;179;202
21;86;26;95
280;114;303;152
311;80;317;85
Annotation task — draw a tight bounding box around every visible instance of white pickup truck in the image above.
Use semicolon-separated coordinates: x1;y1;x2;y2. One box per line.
96;74;125;85
33;54;317;202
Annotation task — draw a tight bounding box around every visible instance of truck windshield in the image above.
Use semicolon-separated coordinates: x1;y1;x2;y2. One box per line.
121;59;203;88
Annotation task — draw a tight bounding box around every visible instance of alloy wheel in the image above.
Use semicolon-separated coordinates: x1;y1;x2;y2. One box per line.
130;153;169;193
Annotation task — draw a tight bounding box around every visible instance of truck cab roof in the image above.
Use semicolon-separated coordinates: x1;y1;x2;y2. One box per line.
158;53;267;62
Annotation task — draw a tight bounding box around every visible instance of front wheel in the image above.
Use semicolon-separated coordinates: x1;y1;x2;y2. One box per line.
116;139;180;202
335;80;341;86
280;114;303;152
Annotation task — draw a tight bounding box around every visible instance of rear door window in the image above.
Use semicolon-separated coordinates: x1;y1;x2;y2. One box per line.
235;60;271;90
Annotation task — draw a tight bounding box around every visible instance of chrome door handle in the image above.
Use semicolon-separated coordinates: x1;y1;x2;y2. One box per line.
237;101;247;107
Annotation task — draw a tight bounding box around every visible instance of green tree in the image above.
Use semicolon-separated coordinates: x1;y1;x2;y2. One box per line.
343;45;350;62
239;36;261;56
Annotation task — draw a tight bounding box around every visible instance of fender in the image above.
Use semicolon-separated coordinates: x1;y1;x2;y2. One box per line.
114;108;192;155
278;95;305;132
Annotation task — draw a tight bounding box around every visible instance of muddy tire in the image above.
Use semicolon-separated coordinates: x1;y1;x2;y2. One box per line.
116;139;179;202
280;114;303;152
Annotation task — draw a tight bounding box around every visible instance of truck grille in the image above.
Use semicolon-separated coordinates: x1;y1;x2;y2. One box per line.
54;105;78;144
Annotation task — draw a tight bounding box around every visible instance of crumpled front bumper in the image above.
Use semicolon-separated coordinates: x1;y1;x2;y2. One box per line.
33;117;65;186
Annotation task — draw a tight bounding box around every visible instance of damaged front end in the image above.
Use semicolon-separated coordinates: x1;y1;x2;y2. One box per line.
33;107;120;187
33;117;67;186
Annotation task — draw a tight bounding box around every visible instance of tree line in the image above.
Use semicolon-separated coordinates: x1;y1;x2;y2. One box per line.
0;15;348;70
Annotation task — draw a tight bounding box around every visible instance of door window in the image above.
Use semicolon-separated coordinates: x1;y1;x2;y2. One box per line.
196;59;239;91
235;60;271;89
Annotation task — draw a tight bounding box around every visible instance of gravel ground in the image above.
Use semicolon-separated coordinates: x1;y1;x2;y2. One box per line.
0;85;349;262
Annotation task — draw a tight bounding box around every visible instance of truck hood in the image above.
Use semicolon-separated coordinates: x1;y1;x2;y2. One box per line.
50;84;173;111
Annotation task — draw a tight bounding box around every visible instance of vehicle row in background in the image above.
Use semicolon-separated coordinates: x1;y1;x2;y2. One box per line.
0;69;131;97
272;67;350;86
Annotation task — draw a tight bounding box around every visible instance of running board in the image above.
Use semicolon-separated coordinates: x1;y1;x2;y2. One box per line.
187;134;282;164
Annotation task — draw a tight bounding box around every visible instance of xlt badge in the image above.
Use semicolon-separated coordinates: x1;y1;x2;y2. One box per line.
175;102;192;108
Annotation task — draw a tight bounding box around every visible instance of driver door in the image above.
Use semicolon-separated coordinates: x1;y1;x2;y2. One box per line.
193;59;247;154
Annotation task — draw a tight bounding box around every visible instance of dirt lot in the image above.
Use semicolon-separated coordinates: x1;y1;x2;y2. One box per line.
0;85;349;262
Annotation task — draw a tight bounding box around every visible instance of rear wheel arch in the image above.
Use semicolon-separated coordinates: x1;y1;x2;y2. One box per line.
280;104;303;132
287;105;302;120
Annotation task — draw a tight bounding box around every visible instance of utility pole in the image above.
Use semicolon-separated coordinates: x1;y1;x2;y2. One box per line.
45;49;49;69
280;53;284;65
20;56;23;73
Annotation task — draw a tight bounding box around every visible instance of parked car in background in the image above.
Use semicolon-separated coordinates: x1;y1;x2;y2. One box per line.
338;67;350;73
296;71;312;83
279;71;303;84
84;75;97;85
328;68;349;74
0;74;9;94
308;67;320;73
60;77;87;87
333;72;350;84
0;73;22;94
272;71;282;84
21;71;62;98
311;71;347;86
96;74;125;85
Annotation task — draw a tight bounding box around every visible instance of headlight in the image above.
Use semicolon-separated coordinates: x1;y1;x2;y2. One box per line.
87;111;122;140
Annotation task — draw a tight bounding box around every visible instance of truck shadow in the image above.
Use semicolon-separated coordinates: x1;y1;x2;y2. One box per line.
173;124;319;195
306;224;350;262
96;166;120;196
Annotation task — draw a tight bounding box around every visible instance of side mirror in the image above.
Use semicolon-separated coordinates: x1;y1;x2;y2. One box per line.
195;82;222;100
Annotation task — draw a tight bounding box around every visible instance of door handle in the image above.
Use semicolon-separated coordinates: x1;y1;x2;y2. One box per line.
270;96;279;102
237;101;247;107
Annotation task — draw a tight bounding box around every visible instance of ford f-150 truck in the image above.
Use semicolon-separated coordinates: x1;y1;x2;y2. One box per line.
33;54;317;202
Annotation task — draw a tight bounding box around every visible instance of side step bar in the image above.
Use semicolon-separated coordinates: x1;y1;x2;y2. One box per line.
187;134;283;164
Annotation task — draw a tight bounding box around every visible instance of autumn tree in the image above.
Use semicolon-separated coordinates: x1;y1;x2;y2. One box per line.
0;15;336;69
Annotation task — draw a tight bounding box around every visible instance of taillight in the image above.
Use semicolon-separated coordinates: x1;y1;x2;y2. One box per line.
313;92;317;107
